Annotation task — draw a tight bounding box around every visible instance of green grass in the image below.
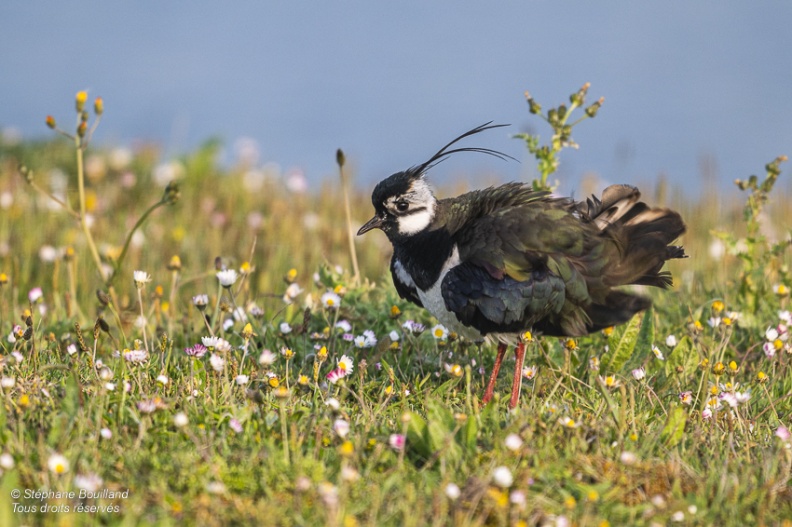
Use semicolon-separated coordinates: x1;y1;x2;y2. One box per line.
1;101;792;526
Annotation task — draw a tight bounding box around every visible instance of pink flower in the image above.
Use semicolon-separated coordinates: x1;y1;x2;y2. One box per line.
388;434;405;451
326;368;345;384
229;418;243;434
185;344;207;358
775;425;791;442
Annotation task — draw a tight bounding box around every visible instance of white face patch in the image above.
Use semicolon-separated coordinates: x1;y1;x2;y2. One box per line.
398;208;434;234
387;177;437;235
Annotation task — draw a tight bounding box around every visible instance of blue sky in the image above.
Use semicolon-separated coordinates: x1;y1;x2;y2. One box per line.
2;2;791;194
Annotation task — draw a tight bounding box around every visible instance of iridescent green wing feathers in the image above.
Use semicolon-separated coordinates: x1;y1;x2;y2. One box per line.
439;183;685;336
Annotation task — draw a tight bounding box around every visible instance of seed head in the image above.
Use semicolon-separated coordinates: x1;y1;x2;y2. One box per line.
712;361;725;376
524;91;542;114
75;91;88;112
167;255;182;271
93;97;104;116
585;97;605;118
46;115;57;129
163;181;180;204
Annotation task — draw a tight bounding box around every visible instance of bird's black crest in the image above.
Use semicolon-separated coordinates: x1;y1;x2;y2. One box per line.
412;121;515;176
371;122;514;207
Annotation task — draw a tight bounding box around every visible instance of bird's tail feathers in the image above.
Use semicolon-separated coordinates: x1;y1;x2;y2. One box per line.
582;184;687;289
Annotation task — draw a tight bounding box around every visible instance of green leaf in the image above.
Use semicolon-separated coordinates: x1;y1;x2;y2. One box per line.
425;400;462;464
660;406;687;448
456;413;478;453
405;411;432;461
601;312;643;374
626;306;655;371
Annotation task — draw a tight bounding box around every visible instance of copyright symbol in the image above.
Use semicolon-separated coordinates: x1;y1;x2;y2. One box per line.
11;489;20;499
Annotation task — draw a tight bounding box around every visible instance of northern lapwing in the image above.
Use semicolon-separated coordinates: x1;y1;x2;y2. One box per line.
357;123;686;408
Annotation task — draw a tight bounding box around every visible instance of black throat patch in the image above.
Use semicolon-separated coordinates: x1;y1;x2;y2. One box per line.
392;227;455;291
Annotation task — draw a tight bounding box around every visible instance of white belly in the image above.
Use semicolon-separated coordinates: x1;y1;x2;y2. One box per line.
414;246;484;341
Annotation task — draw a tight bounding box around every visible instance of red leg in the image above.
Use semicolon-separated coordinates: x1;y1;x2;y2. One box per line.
509;342;526;409
481;342;507;406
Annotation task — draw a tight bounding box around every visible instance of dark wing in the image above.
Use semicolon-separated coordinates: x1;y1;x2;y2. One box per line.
447;190;602;335
441;182;678;336
441;260;566;335
390;256;423;307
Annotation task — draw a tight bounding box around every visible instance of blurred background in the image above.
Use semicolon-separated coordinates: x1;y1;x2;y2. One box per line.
2;1;792;307
2;1;792;195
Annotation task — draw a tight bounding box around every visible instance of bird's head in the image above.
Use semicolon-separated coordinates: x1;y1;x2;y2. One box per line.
357;122;513;240
357;170;437;239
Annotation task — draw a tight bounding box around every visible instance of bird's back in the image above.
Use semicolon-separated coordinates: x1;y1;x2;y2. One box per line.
434;182;684;337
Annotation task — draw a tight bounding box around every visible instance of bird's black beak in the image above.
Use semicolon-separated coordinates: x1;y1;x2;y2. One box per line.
357;215;383;235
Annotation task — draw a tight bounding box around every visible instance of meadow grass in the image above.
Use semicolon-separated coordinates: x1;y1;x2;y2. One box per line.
0;94;791;526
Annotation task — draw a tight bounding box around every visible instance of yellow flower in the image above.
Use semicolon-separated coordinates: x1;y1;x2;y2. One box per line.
601;326;614;337
390;305;401;318
171;226;186;242
384;384;393;395
167;255;182;271
239;261;252;275
564;495;577;509
75;91;88;111
268;377;280;388
699;358;709;370
565;339;578;351
0;272;7;285
711;300;725;313
285;268;297;283
521;330;534;342
587;490;600;502
339;440;354;457
756;371;768;383
444;364;463;378
298;375;309;386
727;360;739;376
241;323;255;339
712;361;725;376
486;488;509;508
560;417;579;428
274;386;290;399
48;453;70;475
317;346;328;361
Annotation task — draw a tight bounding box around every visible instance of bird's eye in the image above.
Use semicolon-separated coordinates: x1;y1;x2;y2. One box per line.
395;200;409;212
